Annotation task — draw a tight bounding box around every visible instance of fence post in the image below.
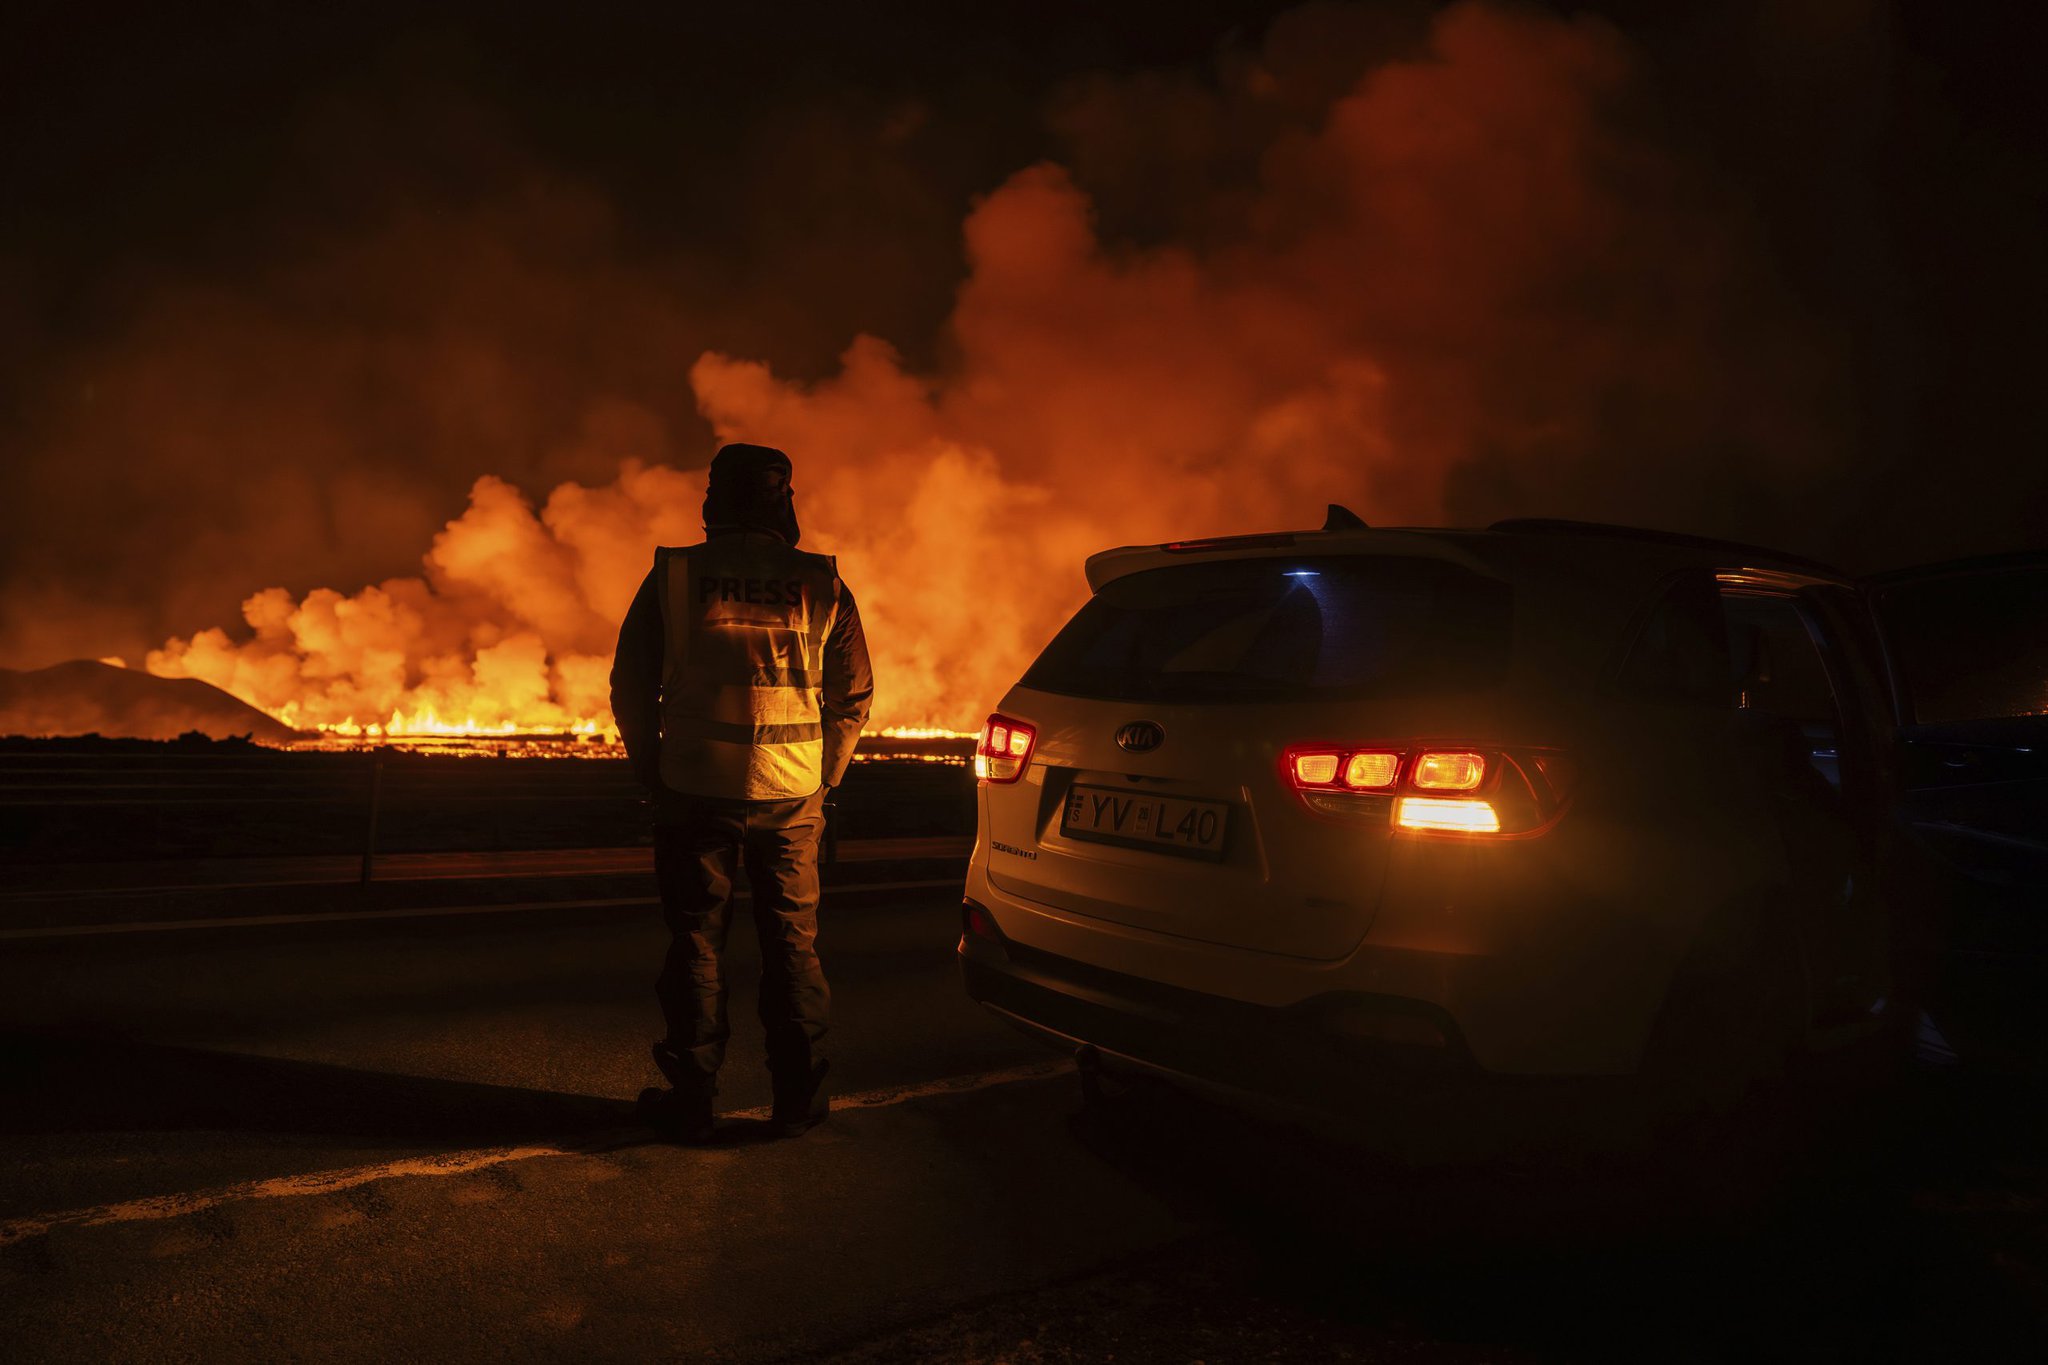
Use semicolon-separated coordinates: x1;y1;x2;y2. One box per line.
360;746;386;885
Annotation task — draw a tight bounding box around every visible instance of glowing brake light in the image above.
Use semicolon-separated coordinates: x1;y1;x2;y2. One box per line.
1284;742;1566;835
1287;746;1402;791
1396;796;1501;833
1292;753;1340;785
1343;752;1399;789
975;713;1036;783
1412;751;1485;791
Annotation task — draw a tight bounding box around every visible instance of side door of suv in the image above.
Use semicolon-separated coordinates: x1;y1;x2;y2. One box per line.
1615;568;1888;1038
1719;584;1890;1029
1865;553;2048;1068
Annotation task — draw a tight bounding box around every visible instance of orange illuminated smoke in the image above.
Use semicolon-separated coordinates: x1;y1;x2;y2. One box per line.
1412;751;1485;791
1396;796;1501;833
1342;752;1399;789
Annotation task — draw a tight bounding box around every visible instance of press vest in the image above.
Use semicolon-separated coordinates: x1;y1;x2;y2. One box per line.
656;534;842;801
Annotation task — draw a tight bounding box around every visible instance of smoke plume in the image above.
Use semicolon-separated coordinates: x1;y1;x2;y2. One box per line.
86;4;1858;729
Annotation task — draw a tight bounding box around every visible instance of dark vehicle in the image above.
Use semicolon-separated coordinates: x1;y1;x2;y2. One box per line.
1869;553;2048;1071
960;515;1906;1120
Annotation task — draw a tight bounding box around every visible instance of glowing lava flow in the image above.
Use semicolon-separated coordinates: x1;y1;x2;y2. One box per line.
271;710;973;760
277;703;611;741
274;712;968;742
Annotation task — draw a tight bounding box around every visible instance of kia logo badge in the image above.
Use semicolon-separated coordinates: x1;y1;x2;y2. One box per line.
1116;721;1165;753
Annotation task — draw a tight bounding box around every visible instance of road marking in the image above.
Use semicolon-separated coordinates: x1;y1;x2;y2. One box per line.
752;1059;1068;1118
0;878;964;941
0;838;972;901
0;897;661;940
0;1060;1068;1245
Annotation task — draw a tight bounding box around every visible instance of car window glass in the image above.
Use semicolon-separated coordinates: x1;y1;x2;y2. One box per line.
1020;556;1511;703
1618;575;1729;706
1721;594;1839;725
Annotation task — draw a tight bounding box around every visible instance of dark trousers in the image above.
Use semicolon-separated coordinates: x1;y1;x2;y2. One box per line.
653;791;829;1092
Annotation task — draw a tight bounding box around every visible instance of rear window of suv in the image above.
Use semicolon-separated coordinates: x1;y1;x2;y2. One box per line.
1020;556;1512;703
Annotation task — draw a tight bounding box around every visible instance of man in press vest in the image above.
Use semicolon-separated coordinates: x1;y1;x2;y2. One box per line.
610;443;874;1142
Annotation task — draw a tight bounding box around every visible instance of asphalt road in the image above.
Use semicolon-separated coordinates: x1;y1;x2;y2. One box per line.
3;879;2046;1362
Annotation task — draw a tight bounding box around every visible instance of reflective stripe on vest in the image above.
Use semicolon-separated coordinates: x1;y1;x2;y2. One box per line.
655;536;840;801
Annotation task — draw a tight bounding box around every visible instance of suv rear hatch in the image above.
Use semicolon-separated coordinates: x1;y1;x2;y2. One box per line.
983;548;1515;961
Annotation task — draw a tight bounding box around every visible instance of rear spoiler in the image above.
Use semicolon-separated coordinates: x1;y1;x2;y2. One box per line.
1082;516;1509;594
1083;540;1284;591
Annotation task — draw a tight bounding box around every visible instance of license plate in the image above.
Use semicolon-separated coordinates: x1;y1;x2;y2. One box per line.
1060;785;1230;860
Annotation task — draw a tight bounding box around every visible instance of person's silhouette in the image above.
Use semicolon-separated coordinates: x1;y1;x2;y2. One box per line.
609;443;873;1141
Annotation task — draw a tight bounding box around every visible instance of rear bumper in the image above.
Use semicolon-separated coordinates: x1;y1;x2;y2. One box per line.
959;917;1477;1113
964;833;1674;1076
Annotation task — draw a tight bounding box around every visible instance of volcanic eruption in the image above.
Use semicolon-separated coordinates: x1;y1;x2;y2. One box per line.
27;3;1859;739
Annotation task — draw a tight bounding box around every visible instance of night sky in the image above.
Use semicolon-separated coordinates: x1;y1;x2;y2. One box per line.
3;1;2043;689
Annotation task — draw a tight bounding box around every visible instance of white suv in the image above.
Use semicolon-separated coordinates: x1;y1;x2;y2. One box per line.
960;514;1899;1114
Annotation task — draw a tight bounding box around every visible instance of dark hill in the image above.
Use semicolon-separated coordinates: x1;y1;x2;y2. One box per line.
0;660;300;742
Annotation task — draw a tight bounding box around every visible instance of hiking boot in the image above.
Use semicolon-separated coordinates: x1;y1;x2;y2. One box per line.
643;1041;716;1144
770;1060;830;1139
637;1084;715;1145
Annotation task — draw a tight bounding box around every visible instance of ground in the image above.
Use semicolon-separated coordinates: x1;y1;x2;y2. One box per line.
0;754;2043;1361
1;878;2044;1361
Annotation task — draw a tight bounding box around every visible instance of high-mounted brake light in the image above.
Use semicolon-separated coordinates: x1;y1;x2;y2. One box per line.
1162;532;1298;553
975;713;1036;783
1412;751;1485;791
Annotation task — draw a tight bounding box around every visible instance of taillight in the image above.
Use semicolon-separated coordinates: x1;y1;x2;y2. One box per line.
1344;752;1400;789
975;713;1036;783
1290;752;1341;786
962;899;1003;941
1285;746;1401;792
1411;751;1484;792
1394;795;1501;833
960;899;1008;960
1284;743;1569;836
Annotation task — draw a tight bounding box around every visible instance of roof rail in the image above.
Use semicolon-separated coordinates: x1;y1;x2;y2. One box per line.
1486;518;1843;577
